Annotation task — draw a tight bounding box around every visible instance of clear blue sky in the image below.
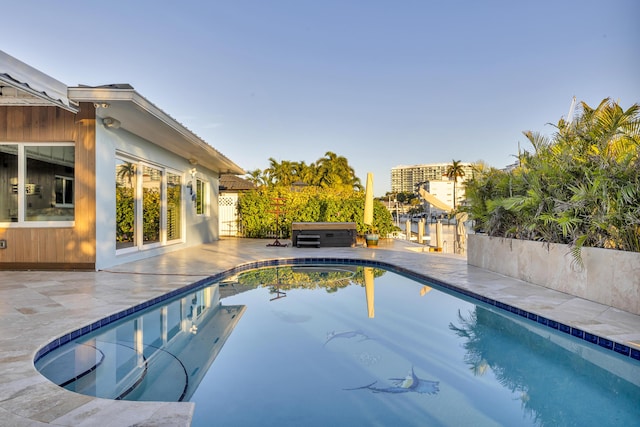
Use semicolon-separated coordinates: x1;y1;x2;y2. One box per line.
2;1;639;195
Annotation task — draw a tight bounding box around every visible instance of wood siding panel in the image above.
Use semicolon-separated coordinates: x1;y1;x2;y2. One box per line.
23;108;33;140
0;229;16;262
0;105;97;269
0;107;6;139
13;228;35;262
39;228;66;263
73;103;96;263
6;107;24;141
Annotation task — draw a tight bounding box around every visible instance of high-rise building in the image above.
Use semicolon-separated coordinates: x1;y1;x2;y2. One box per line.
390;163;473;194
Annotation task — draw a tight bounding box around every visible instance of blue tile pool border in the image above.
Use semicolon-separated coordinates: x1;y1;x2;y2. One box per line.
34;257;640;364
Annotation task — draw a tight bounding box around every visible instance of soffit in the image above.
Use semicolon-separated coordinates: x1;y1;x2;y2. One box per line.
68;85;244;175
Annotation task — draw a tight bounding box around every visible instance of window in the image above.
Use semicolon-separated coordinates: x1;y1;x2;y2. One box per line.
142;165;162;246
55;176;74;207
115;156;184;252
195;178;208;216
115;159;137;250
0;144;18;223
0;143;74;224
167;172;182;241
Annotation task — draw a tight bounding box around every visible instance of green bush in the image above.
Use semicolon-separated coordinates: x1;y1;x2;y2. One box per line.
465;98;640;254
116;187;135;243
237;186;394;238
115;186;164;243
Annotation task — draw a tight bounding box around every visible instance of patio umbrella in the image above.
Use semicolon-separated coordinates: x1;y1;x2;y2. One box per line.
364;267;375;318
364;172;374;229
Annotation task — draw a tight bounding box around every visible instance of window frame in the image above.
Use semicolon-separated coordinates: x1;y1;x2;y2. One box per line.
0;142;75;228
166;170;183;243
195;177;209;217
54;175;75;208
115;157;138;253
140;162;163;249
115;153;185;255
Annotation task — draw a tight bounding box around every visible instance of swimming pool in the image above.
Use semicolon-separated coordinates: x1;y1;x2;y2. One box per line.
35;261;640;426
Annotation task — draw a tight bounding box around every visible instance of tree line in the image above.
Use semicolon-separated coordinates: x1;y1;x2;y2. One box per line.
245;151;362;191
238;151;394;238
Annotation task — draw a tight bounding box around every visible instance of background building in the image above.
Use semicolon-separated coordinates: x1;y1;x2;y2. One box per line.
391;163;474;194
420;180;461;214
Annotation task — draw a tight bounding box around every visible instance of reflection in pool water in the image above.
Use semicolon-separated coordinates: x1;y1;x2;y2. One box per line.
36;264;640;426
36;285;245;402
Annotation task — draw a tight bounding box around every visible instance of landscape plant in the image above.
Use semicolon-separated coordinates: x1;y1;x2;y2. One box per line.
237;185;394;239
464;98;640;255
115;186;135;243
239;152;394;238
246;151;363;191
115;185;166;244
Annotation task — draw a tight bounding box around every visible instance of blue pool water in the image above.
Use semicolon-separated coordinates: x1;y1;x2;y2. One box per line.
36;263;640;426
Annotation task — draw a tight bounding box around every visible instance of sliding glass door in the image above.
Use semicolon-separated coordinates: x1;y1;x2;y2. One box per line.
142;165;162;246
115;159;137;250
115;157;183;252
167;172;182;242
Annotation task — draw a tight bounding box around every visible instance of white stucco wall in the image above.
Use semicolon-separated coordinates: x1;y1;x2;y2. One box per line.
95;125;219;270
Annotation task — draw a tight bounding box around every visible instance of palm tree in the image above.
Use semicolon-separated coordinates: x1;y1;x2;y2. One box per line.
315;151;362;191
465;98;640;254
116;162;136;186
446;160;466;209
294;161;317;186
552;98;640;253
245;169;267;187
265;158;316;188
253;152;362;191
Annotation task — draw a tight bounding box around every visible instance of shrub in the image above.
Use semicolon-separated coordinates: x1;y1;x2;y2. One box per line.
237;185;394;238
465;98;640;253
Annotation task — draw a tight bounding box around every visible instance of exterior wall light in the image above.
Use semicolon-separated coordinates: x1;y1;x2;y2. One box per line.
102;117;121;129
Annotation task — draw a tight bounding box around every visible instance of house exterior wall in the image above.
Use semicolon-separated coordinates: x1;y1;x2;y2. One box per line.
0;104;97;269
95;121;220;270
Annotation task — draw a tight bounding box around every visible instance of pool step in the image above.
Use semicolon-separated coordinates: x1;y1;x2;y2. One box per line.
37;340;152;400
36;344;105;387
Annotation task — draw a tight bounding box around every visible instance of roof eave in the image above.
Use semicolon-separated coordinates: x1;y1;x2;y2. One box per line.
68;86;244;175
0;50;78;113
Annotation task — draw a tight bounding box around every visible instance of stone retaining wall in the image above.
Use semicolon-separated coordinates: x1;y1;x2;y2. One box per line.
467;234;640;315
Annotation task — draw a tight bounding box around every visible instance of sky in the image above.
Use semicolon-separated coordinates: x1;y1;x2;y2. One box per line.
2;0;639;196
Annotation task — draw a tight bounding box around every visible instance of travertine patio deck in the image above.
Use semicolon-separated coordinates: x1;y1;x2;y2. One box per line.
1;238;638;426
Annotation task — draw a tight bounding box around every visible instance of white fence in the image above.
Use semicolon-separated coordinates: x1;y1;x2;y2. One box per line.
218;194;239;237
